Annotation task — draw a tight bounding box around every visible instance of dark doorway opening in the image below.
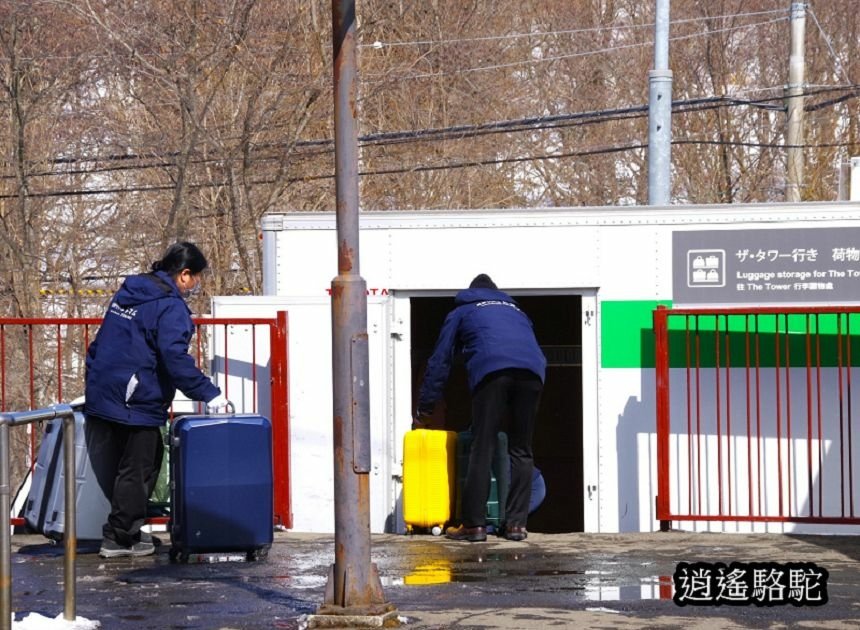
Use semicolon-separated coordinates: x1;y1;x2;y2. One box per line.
410;294;583;533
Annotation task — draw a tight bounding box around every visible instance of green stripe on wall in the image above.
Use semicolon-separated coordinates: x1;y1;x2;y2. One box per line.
601;300;860;369
601;300;671;368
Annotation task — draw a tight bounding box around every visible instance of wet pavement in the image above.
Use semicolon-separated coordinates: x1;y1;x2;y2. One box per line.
9;530;860;628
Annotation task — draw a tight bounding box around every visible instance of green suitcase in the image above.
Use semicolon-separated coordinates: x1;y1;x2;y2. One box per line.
455;430;510;528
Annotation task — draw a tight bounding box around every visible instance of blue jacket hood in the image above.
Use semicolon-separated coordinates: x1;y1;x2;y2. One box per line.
114;271;181;308
454;287;515;306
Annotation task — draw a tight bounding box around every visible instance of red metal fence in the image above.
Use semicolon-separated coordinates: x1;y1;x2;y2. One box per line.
655;305;860;530
1;312;291;528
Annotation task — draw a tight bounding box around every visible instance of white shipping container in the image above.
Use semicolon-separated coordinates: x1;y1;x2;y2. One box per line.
214;201;860;535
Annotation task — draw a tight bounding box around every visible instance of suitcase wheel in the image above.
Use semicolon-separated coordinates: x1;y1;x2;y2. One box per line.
168;547;189;564
246;546;270;562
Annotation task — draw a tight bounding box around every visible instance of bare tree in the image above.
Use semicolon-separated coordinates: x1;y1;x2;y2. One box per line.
57;0;333;294
0;0;855;312
0;1;93;318
801;0;859;199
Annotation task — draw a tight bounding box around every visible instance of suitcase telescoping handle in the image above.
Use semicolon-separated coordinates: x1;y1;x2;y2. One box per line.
206;400;236;416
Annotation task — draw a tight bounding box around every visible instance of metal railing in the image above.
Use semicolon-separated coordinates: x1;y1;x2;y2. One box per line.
655;306;860;530
0;405;76;629
1;312;292;529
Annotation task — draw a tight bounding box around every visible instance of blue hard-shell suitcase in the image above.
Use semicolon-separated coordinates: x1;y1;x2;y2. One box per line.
168;413;273;562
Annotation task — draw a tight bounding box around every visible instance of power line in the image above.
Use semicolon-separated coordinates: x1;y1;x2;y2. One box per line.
362;139;860;176
805;90;859;112
0;9;792;63
672;139;852;150
807;8;853;85
361;8;789;49
3;134;859;201
8;83;858;179
357;94;788;149
0;86;860;199
364;16;790;81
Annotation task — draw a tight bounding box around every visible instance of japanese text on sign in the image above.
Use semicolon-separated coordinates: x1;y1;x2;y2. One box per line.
735;248;818;263
673;228;860;305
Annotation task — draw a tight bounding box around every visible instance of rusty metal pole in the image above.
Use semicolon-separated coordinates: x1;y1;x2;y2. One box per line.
62;412;76;620
0;416;11;630
317;0;394;620
0;405;77;629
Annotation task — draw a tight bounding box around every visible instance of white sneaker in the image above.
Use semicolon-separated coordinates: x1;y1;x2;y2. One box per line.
140;531;162;547
99;538;155;558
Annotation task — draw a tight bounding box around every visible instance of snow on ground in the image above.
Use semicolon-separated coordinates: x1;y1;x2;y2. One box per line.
13;613;100;629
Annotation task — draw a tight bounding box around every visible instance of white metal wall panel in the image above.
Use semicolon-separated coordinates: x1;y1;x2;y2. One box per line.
211;296;393;534
386;225;600;290
264;204;860;302
259;202;860;534
388;294;413;533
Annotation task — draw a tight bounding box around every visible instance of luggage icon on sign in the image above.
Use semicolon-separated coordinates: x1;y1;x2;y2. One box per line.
687;249;725;288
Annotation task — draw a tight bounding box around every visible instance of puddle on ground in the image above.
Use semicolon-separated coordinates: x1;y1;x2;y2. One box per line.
581;580;674;602
271;575;327;590
381;558;674;601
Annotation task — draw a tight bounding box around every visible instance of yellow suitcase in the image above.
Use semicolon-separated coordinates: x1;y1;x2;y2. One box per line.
402;429;457;534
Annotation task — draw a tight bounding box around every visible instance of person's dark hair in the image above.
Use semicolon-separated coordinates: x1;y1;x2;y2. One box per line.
469;273;497;290
151;242;208;277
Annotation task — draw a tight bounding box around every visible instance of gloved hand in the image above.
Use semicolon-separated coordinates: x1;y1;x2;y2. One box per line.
412;410;431;430
206;394;232;414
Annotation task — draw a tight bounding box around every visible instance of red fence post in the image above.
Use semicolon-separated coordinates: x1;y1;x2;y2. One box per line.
270;311;292;528
654;306;671;531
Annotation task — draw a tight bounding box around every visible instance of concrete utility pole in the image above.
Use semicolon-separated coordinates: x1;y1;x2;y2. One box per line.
648;0;673;206
785;2;807;202
311;0;397;626
852;157;860;201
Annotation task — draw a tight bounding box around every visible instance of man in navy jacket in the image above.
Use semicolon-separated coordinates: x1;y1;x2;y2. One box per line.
417;274;545;542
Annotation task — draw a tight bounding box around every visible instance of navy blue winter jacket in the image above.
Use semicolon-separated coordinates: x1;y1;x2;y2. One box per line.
84;270;220;427
417;288;546;415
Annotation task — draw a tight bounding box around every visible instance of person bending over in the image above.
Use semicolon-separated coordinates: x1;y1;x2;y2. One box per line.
416;273;545;542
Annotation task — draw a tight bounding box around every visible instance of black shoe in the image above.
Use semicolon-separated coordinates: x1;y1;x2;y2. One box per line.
503;525;528;541
445;524;487;542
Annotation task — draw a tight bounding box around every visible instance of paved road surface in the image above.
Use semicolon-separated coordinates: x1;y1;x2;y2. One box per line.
9;531;860;628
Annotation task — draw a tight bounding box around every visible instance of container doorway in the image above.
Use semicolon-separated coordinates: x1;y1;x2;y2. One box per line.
410;294;584;533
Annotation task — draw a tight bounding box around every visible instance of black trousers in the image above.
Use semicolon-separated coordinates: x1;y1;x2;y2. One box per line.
85;415;164;546
461;368;543;529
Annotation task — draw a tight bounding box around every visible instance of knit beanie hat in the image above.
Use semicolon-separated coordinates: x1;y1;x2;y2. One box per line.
469;274;497;290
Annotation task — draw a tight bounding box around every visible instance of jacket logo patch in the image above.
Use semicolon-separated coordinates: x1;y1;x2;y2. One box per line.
475;300;522;313
109;303;138;321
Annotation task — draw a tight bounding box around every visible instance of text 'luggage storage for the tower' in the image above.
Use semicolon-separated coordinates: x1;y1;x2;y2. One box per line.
169;412;273;562
402;428;457;534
